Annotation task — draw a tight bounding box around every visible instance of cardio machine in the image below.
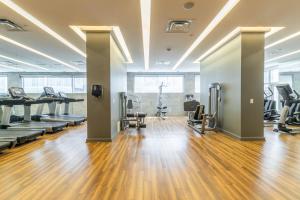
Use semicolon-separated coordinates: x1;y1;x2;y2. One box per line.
0;138;16;153
34;87;86;125
274;84;300;135
264;87;279;121
2;87;67;133
0;96;45;144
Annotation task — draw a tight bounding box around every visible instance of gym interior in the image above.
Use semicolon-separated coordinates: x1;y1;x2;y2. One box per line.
0;0;299;199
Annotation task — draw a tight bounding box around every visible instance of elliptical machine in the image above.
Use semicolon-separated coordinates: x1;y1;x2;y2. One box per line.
274;84;300;135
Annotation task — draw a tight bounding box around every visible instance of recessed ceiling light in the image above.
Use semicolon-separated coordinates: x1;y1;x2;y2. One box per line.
184;2;195;10
0;54;48;70
265;49;300;63
0;63;21;71
265;62;279;68
70;26;133;64
264;27;284;38
265;30;300;49
0;0;86;57
194;27;281;63
156;61;170;65
0;34;80;71
172;0;240;70
140;0;151;70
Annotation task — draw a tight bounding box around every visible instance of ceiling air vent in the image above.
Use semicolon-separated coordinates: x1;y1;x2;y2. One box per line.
0;19;25;31
166;20;192;33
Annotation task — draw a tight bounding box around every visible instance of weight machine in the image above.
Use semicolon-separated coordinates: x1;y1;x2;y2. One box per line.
156;82;168;119
187;83;222;134
120;92;147;130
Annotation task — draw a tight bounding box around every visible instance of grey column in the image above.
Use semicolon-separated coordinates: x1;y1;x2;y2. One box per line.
86;31;127;142
200;32;265;140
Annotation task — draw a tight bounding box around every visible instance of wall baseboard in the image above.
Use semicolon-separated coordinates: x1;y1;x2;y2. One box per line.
86;138;112;142
221;129;265;141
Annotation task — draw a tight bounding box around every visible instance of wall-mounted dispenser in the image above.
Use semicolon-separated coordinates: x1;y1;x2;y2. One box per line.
91;84;103;98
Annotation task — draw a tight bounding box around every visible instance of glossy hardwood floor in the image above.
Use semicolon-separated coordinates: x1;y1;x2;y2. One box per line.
0;117;300;200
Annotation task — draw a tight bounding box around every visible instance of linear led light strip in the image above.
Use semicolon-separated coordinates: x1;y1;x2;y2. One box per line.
0;34;80;71
266;49;300;63
0;54;48;71
70;26;133;63
194;27;283;63
172;0;240;70
0;0;86;57
0;63;22;71
140;0;151;70
265;31;300;49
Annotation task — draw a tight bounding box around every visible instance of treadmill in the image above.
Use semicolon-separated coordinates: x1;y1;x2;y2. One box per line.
35;87;86;125
0;138;16;152
2;87;68;133
0;96;45;144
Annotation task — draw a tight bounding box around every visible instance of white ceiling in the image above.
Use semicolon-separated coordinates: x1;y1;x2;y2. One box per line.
0;0;300;72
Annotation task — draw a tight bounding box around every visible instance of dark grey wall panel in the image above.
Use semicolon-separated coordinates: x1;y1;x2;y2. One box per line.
241;33;264;139
200;32;265;140
201;36;242;137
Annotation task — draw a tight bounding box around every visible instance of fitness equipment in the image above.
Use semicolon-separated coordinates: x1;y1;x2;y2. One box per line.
0;139;16;153
2;87;67;133
156;82;168;119
120;92;146;130
0;96;45;143
188;83;222;134
34;87;86;125
285;89;300;125
274;84;300;135
187;105;205;127
184;96;200;121
264;87;279;121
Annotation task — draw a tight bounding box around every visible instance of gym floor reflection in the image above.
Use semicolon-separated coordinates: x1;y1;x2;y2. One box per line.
0;117;300;200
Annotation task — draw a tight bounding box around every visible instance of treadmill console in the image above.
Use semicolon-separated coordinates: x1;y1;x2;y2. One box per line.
59;92;68;98
44;87;56;96
276;84;293;100
9;87;27;98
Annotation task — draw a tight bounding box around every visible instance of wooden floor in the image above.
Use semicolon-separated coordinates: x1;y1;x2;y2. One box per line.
1;118;300;200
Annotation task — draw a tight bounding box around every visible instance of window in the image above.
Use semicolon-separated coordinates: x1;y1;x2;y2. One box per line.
47;77;73;93
264;71;270;84
270;69;279;83
134;75;184;93
0;76;7;94
195;75;200;93
279;75;293;88
73;77;87;93
22;76;87;93
22;77;47;93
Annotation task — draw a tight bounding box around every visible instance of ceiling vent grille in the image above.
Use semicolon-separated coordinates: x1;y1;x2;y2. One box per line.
0;19;25;31
166;20;192;33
